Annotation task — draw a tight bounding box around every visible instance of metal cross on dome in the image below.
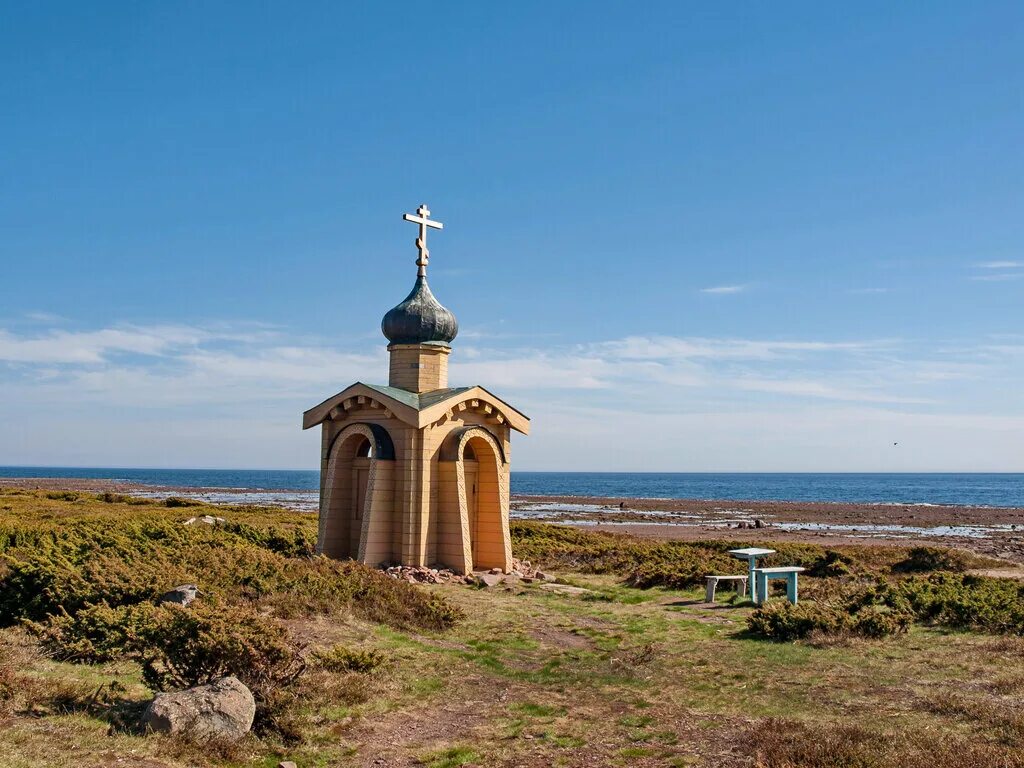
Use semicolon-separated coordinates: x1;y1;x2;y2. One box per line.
403;204;444;277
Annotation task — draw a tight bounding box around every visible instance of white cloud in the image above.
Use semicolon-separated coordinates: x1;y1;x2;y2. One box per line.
976;261;1023;269
700;285;746;294
970;273;1023;282
1;322;1022;471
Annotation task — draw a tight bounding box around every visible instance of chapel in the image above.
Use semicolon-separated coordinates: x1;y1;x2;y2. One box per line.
302;205;529;574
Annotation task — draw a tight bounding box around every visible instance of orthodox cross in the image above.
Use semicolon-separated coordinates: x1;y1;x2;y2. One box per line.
403;204;443;277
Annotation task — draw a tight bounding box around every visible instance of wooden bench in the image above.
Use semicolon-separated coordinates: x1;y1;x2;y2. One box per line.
704;574;749;603
752;566;805;606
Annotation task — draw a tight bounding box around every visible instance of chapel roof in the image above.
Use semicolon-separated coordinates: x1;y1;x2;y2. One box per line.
302;381;529;434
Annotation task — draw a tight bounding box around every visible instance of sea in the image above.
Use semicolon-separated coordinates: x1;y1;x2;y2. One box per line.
1;467;1022;508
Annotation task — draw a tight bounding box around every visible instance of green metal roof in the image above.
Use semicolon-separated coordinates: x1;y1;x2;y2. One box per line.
362;383;474;412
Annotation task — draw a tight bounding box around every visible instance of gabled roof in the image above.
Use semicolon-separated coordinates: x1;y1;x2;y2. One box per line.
302;382;530;434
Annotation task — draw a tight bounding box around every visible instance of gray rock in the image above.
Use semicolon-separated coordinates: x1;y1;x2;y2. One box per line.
537;583;592;596
477;572;503;587
141;676;255;741
182;515;227;526
278;762;298;768
157;584;200;607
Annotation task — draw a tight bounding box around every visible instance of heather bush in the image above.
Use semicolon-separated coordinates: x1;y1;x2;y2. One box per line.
748;573;1021;641
313;645;389;674
510;521;982;590
896;546;976;573
0;509;462;631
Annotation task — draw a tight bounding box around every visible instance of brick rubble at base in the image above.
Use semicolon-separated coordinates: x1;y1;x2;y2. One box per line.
380;557;552;586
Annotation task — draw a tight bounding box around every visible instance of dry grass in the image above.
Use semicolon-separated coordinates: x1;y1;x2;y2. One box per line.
746;718;1024;768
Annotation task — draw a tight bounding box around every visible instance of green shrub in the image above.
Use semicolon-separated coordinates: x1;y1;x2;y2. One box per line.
896;547;975;573
45;492;80;502
164;496;203;508
747;601;844;641
0;511;462;632
808;549;855;578
748;573;1023;641
313;645;388;674
37;602;305;697
95;492;137;504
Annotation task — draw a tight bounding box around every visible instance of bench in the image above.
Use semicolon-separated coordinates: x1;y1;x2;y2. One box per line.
704;575;749;603
752;566;806;606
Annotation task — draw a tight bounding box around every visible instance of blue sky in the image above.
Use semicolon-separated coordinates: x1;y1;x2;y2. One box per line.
1;2;1022;471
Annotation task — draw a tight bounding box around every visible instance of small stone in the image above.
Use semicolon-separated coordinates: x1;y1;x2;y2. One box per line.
489;567;502;575
157;584;200;607
279;762;298;768
478;572;503;587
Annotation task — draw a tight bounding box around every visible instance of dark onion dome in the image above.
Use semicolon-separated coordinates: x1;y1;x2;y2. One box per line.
381;275;459;345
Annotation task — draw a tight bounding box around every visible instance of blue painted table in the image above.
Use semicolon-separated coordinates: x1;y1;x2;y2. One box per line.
728;548;776;603
752;566;806;606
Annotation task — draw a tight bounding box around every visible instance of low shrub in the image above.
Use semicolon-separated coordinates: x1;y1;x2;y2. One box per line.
313;645;388;674
0;509;462;632
45;491;80;502
896;546;976;573
164;497;203;508
747;601;844;641
807;549;856;577
36;601;305;701
748;573;1023;641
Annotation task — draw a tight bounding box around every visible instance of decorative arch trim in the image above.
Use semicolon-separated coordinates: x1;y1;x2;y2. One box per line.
439;426;506;465
326;421;396;461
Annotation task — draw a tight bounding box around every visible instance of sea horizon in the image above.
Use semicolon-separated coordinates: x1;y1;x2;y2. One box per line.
3;466;1022;508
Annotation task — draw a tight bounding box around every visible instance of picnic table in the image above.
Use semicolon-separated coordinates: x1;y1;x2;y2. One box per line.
752;566;806;606
727;547;775;603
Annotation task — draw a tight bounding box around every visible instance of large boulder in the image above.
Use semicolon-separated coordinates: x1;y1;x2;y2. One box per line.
141;676;255;741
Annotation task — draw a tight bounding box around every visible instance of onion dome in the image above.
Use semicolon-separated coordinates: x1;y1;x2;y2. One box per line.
381;275;459;345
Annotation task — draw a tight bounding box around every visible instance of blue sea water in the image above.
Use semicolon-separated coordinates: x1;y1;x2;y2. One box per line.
1;467;1023;507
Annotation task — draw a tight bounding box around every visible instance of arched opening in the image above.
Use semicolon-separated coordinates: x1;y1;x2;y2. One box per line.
463;434;503;571
436;425;510;574
319;424;394;563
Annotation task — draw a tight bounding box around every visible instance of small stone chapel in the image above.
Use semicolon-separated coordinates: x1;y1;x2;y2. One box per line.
302;205;529;574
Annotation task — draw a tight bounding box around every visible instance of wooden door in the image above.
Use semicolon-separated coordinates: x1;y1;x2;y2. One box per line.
464;460;479;564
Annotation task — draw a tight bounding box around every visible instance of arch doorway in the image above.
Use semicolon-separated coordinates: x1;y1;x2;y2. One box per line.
461;434;506;570
319;423;395;562
436;427;509;572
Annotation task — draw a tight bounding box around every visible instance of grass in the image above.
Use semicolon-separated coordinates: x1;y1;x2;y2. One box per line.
418;745;480;768
0;489;1021;766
